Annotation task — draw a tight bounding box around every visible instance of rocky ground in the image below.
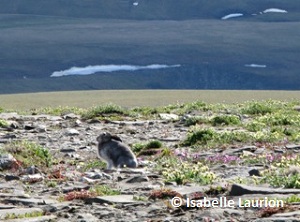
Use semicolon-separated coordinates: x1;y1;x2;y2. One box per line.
0;103;300;222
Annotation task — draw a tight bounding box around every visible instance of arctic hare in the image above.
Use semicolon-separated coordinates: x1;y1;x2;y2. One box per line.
96;132;138;169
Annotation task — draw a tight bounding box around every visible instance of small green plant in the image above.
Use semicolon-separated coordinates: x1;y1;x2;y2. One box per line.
5;211;44;219
31;106;84;116
0;118;8;128
260;170;300;189
145;140;162;149
82;103;127;119
241;101;275;115
133;195;148;201
132;143;145;153
90;185;120;196
205;186;227;195
182;128;216;146
246;121;266;132
131;106;158;116
210;115;240;126
285;195;300;204
46;180;58;188
180;101;207;113
82;160;106;171
157;157;216;185
184;116;208;126
134;140;164;156
5;140;52;168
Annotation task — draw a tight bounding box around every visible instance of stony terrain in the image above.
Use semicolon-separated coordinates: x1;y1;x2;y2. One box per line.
0;101;300;221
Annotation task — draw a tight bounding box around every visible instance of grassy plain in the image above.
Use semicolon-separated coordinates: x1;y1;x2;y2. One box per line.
0;90;299;111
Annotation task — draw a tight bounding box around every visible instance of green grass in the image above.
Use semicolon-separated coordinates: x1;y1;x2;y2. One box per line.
1;90;300;112
157;156;216;185
0;119;8;128
90;185;121;196
210;115;241;126
4;211;43;220
4;140;52;169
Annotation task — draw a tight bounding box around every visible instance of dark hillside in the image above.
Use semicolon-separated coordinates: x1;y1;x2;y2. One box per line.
0;0;299;93
0;0;300;20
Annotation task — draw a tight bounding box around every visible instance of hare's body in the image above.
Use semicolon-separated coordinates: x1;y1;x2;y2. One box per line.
97;132;138;169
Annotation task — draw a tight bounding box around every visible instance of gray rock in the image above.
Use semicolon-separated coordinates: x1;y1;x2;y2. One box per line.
60;148;76;153
5;175;20;181
294;106;300;112
0;112;19;120
159;113;179;120
229;184;300;196
62;184;90;193
172;185;206;197
124;176;149;183
5;215;57;222
24;165;41;175
4;197;58;206
86;195;139;204
253;218;300;222
76;213;99;222
20;174;44;183
0;154;17;170
273;210;300;217
286;144;300;150
0;204;16;209
65;129;80;136
63;113;81;119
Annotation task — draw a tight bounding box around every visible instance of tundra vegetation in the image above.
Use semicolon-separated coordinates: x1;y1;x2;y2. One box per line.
1;99;300;219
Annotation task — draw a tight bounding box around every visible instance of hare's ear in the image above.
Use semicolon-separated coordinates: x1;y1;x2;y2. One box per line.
97;132;107;142
111;135;122;142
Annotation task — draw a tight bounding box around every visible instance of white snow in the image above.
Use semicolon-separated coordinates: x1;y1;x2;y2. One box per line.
50;64;181;77
245;64;267;68
221;13;243;20
133;2;139;6
263;8;288;13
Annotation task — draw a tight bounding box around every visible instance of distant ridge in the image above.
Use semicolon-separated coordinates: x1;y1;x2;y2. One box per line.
0;0;299;93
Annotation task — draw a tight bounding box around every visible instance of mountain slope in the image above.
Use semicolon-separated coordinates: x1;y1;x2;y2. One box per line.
0;0;299;93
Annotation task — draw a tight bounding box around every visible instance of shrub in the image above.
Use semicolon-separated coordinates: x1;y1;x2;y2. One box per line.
211;115;241;126
131;106;158;116
262;172;300;189
246;121;266;132
90;185;120;196
132;143;145;153
82;103;126;119
182;128;216;146
134;140;163;156
0;119;8;128
184;116;208;126
5;140;52;168
64;189;96;201
241;101;274;115
157;157;216;185
145;140;162;149
149;188;182;200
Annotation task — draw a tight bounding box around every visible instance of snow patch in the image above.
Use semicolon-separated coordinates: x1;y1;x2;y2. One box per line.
221;13;244;20
245;64;267;68
133;2;139;6
50;64;181;77
263;8;288;13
